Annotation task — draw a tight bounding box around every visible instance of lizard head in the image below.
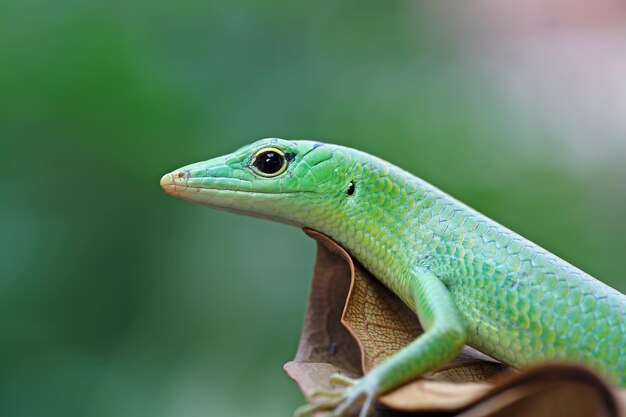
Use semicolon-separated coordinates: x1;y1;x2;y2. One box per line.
160;138;357;227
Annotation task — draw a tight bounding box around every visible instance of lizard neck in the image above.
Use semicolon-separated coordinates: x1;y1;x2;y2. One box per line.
307;152;431;307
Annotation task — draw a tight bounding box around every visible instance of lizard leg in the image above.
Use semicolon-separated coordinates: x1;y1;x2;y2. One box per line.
294;268;467;417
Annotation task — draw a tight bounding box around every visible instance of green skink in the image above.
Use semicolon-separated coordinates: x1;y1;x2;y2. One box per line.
160;138;625;417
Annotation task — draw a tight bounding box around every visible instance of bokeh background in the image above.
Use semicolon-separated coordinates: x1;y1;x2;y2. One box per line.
2;1;626;416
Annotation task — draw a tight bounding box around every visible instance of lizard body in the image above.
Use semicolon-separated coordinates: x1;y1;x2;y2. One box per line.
161;138;626;416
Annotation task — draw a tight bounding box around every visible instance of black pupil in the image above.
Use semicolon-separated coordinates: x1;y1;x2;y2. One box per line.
254;151;284;174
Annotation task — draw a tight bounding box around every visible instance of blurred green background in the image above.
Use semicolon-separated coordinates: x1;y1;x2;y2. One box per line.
1;1;625;416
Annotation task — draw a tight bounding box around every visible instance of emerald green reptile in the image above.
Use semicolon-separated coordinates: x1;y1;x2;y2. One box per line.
160;138;625;416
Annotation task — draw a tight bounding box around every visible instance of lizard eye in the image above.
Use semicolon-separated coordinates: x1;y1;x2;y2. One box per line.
251;148;288;177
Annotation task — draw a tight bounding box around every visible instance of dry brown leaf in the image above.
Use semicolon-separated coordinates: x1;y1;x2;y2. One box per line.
284;228;626;416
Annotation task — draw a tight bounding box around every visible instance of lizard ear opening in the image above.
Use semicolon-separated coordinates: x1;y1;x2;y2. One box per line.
346;180;355;196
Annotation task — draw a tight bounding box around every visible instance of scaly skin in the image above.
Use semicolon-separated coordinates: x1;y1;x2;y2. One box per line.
161;138;626;416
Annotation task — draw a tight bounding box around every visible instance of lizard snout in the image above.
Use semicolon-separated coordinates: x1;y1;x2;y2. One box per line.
160;171;189;195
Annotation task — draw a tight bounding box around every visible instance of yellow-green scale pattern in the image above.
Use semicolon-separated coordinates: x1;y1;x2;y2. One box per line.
312;145;626;385
162;138;626;387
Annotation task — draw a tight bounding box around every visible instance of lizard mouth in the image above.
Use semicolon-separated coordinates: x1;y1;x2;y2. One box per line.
159;169;306;225
159;171;302;197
